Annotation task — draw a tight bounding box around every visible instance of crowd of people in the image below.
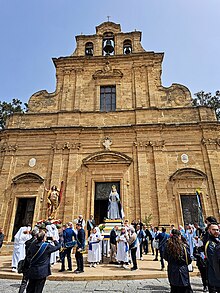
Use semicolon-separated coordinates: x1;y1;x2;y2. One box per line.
0;215;218;293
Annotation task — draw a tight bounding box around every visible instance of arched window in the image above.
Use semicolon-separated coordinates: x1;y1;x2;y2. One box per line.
103;32;114;56
123;39;132;55
85;42;94;56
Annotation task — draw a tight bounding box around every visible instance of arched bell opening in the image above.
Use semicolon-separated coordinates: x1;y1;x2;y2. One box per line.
103;32;114;56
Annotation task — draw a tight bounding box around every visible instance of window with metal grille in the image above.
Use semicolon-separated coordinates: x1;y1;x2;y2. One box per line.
100;86;116;112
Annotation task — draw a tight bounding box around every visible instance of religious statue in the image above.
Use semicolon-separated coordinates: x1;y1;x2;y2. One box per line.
107;185;124;220
46;181;63;219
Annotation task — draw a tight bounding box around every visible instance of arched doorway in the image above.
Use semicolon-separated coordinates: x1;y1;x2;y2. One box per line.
170;168;208;225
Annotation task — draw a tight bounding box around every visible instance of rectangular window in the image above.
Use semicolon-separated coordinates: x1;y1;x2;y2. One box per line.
100;86;116;112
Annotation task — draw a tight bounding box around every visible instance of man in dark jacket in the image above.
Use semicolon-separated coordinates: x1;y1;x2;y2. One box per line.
59;222;76;272
109;225;118;264
86;215;96;237
74;223;85;274
155;227;170;271
206;223;220;293
18;227;39;293
26;231;61;293
0;227;4;249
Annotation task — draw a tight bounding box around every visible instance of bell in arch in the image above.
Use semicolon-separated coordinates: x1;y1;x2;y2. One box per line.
103;39;114;56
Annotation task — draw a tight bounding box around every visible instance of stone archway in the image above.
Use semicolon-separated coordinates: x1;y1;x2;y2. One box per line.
6;173;45;241
82;150;132;223
169;168;208;225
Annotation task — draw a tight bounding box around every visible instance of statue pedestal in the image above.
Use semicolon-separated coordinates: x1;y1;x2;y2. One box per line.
102;219;123;240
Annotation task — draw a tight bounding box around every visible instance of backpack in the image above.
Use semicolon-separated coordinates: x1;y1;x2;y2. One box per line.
205;240;220;278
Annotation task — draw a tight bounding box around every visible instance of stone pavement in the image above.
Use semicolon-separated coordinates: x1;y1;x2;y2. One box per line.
0;252;203;292
0;277;205;293
0;253;199;282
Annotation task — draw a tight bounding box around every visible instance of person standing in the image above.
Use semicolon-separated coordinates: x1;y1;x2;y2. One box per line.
87;227;101;267
186;224;195;258
26;231;61;293
149;224;155;255
128;227;138;271
164;229;193;293
155;227;170;271
12;226;31;272
205;223;220;293
116;227;129;269
18;227;39;293
136;224;145;260
109;225;119;264
87;215;96;237
74;223;85;273
143;225;152;254
0;227;4;249
153;227;160;261
193;238;208;292
77;215;86;229
59;222;76;272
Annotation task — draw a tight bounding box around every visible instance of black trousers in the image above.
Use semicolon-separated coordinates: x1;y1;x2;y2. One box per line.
26;278;46;293
208;285;220;293
170;284;193;293
61;247;72;270
18;274;28;293
130;247;137;269
198;266;207;288
75;250;84;271
144;238;148;254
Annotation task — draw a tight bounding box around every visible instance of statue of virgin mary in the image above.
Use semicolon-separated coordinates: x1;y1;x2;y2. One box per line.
107;185;124;220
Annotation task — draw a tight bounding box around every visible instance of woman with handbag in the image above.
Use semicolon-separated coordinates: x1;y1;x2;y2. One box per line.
164;229;193;293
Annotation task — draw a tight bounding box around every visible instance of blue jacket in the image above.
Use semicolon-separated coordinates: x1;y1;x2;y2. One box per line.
27;240;61;279
137;230;145;244
155;232;170;251
63;228;76;244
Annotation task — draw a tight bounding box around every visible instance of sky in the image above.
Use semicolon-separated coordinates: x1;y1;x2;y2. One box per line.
0;0;219;104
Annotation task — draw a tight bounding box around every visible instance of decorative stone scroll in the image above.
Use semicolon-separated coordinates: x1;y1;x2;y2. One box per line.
161;83;192;107
92;62;123;80
133;140;165;149
28;90;57;112
201;137;220;146
51;142;81;150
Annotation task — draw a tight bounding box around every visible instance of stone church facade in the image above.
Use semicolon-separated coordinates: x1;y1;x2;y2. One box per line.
0;22;219;241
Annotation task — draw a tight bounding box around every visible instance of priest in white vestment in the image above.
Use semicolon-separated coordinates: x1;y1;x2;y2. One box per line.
12;226;31;272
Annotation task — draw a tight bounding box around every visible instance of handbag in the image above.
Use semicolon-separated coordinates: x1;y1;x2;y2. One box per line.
17;259;26;274
153;239;159;249
183;245;193;272
188;263;193;272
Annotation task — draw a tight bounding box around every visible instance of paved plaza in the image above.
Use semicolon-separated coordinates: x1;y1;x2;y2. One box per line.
0;277;204;293
0;252;203;292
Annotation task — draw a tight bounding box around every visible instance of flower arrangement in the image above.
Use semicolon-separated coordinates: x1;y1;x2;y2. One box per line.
98;223;105;233
36;218;62;229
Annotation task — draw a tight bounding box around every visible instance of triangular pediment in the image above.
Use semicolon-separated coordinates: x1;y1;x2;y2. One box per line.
83;151;132;166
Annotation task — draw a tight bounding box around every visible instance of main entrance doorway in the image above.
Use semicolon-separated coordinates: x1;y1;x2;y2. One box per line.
12;198;36;240
180;195;199;225
94;182;120;225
